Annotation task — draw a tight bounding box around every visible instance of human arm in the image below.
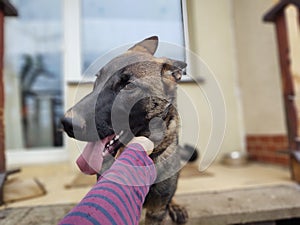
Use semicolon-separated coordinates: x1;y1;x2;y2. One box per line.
59;137;156;225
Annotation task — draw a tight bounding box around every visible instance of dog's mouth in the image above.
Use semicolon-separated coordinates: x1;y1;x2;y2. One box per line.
103;130;124;156
76;130;124;175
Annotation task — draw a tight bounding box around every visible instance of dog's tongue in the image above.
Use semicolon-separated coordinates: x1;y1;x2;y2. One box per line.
76;137;111;175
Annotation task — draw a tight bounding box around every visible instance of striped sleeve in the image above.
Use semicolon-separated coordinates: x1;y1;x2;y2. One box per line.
59;143;157;225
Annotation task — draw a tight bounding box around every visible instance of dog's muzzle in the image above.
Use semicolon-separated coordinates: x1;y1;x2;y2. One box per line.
61;110;87;140
61;116;75;138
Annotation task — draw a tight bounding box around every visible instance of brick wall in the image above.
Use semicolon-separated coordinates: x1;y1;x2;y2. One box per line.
246;135;289;166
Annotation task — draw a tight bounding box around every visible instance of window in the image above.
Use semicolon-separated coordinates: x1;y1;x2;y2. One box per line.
4;0;64;149
81;0;186;77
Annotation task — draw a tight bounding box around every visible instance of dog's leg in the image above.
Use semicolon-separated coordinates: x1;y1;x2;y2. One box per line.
168;199;188;224
145;206;168;225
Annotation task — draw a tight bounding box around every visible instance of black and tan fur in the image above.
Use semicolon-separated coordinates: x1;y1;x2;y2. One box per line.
61;36;188;224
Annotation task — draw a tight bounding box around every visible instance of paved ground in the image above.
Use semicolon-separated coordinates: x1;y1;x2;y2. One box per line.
1;184;300;225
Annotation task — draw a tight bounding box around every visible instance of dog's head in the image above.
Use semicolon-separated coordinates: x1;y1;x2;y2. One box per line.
61;36;186;168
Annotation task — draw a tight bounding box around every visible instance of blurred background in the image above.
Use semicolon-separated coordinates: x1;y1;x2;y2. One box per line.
1;0;300;224
4;0;299;168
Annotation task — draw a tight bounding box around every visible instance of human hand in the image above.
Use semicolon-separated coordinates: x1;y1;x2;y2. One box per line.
115;136;154;158
128;136;154;155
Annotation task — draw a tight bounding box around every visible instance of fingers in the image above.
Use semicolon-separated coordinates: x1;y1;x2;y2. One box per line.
128;136;154;155
115;136;154;159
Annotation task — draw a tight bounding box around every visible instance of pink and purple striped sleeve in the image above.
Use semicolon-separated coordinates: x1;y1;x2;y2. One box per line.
58;143;157;225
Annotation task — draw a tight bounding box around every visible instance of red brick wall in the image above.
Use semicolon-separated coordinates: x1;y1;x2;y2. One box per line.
246;135;289;166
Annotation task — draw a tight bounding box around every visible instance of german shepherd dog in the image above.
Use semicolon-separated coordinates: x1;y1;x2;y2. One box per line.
61;36;188;224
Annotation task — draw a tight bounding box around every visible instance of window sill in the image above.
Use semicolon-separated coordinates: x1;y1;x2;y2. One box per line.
6;147;68;167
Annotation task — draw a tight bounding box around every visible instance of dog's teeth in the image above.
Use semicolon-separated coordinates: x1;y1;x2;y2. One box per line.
114;131;123;142
104;131;124;150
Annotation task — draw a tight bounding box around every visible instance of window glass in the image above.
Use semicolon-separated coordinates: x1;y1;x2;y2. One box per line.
4;0;64;149
81;0;185;73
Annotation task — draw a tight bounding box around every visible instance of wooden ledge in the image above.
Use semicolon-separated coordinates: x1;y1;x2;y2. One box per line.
0;0;17;16
263;0;300;22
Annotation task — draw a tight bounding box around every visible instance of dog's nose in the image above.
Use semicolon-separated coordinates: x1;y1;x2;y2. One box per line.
61;116;75;138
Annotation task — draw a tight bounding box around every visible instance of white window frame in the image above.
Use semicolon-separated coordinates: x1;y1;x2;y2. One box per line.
64;0;82;82
181;0;192;82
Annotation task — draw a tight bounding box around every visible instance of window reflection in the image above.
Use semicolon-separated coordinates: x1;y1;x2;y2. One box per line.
81;0;185;73
4;0;63;149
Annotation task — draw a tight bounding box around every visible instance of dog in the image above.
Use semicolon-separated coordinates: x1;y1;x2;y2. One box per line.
61;36;189;224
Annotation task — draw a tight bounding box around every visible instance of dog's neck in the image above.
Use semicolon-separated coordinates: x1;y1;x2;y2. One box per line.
150;105;179;158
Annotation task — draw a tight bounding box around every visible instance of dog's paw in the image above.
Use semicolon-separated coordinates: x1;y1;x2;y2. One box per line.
168;201;188;224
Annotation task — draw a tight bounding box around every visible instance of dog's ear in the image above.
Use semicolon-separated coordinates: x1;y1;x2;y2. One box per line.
161;59;187;82
128;36;158;55
161;59;187;96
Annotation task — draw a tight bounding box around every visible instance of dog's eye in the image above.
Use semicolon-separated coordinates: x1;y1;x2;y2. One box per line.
123;82;136;90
